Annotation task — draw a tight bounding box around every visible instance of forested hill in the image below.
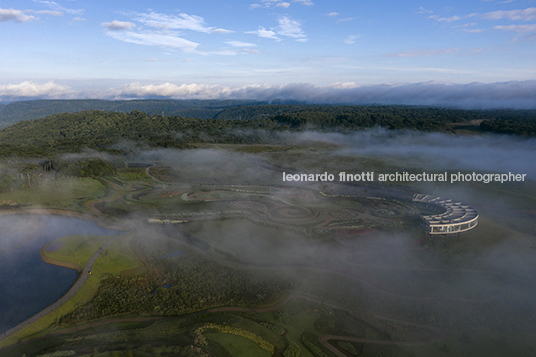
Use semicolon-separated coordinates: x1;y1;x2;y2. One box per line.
0;110;284;156
0;99;263;128
0;106;535;157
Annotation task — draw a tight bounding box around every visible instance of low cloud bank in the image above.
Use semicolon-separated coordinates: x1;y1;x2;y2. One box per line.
1;80;536;109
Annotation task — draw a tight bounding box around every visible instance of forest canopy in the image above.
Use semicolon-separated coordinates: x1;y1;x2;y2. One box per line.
0;104;535;157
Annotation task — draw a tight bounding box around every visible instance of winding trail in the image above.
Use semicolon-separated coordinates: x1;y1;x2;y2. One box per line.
0;293;446;354
145;164;166;183
0;236;121;343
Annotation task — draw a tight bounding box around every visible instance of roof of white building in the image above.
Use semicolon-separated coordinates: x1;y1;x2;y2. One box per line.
412;194;478;225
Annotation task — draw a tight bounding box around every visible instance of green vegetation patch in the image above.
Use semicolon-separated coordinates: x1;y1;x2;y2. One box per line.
0;178;105;209
44;235;110;269
206;332;272;357
92;235;140;276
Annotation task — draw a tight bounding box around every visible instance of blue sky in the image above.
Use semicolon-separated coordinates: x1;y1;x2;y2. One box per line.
1;0;536;107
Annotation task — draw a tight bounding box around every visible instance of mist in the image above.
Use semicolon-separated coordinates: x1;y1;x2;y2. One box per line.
2;80;536;109
2;126;536;356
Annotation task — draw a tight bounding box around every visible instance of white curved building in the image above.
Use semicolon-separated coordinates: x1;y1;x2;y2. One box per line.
412;194;478;234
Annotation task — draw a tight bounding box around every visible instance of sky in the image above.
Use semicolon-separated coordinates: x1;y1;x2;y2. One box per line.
1;0;536;107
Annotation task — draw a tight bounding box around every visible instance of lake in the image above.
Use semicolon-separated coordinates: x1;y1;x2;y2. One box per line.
0;214;121;334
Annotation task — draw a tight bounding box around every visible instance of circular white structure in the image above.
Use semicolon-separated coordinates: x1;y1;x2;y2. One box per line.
412;194;478;234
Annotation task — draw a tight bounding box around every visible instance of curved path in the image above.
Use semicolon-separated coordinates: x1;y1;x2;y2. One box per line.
0;293;445;355
0;236;120;343
145;164;167;183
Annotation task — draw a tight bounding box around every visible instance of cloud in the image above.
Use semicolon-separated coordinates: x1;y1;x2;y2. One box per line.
3;81;536;109
293;0;314;5
482;7;536;21
383;48;460;57
277;16;306;40
417;7;433;14
326;12;339;17
104;30;200;53
344;35;360;44
493;24;536;41
246;27;281;41
250;0;312;8
101;11;234;53
213;28;233;34
69;16;85;24
463;28;485;33
105;81;536;109
31;0;83;15
134;11;215;33
0;81;73;99
494;24;536;33
225;40;258;47
101;20;136;31
35;10;63;16
0;8;35;22
428;14;461;22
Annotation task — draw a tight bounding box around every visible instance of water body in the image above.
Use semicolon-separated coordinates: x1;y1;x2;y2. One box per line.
0;215;121;335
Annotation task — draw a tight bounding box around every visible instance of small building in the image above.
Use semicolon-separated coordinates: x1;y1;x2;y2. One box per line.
412;194;478;234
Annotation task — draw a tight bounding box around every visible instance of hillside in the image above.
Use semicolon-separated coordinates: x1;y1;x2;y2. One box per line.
0;110;283;156
1;105;536;157
0;99;264;128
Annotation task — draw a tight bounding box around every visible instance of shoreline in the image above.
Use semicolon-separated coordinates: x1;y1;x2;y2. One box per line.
40;245;83;272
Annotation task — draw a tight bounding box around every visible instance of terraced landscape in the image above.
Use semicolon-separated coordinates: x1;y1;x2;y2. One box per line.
0;140;535;357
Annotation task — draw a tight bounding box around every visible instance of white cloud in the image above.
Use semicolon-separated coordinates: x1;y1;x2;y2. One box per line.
276;2;291;8
3;81;536;109
225;40;258;47
246;27;281;41
213;28;233;34
104;30;200;53
383;48;460;57
428;14;461;22
417;7;433;14
344;35;360;44
250;0;311;9
32;0;84;15
463;28;485;33
70;16;84;24
35;10;63;16
0;81;73;99
104;81;536;109
482;7;536;21
494;24;536;32
101;20;136;31
293;0;314;5
327;82;359;89
0;8;35;22
108;82;225;99
326;12;339;17
277;16;306;40
134;11;216;33
493;24;536;40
